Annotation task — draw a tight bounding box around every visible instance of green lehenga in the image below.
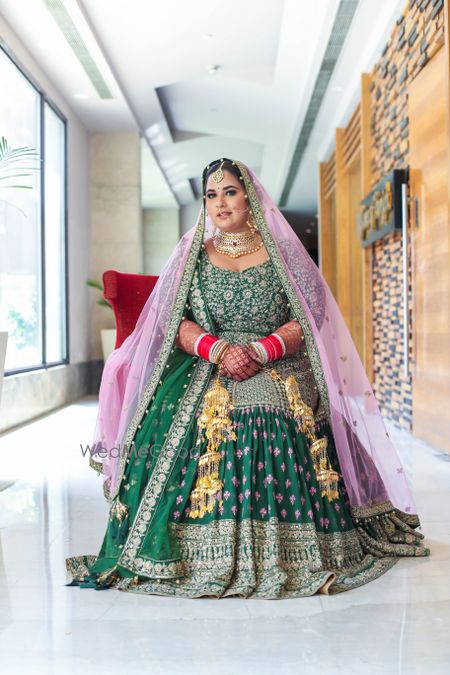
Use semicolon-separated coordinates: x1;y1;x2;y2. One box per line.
66;248;428;598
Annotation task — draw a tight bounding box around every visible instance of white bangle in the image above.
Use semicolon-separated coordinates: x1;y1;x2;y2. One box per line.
193;332;208;357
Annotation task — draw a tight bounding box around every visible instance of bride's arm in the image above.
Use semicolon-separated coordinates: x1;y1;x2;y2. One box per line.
175;319;205;356
176;319;260;381
175;319;231;365
248;320;304;364
274;320;305;356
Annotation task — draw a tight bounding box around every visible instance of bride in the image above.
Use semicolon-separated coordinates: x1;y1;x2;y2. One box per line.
66;158;429;598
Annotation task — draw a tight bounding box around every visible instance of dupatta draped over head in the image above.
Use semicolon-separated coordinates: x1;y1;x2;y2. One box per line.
91;159;417;521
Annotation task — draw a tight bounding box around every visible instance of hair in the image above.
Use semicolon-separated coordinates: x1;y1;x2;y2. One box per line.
202;158;244;197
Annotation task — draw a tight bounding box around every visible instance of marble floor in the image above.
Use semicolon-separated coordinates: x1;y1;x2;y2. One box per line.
0;396;448;675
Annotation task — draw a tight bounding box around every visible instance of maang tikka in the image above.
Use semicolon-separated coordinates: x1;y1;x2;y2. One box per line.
211;160;225;183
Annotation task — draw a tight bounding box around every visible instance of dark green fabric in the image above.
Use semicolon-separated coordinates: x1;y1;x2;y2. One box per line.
71;363;354;588
167;411;351;529
74;346;198;585
69;249;356;588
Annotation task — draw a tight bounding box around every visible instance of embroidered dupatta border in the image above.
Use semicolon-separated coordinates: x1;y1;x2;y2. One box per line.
116;244;222;578
235;161;330;418
108;216;207;502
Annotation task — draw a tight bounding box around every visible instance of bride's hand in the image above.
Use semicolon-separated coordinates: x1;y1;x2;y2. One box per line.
219;344;262;381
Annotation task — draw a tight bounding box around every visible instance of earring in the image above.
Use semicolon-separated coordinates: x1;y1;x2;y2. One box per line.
246;212;259;233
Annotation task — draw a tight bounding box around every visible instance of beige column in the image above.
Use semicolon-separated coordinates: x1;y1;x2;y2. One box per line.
143;208;179;275
89;131;143;359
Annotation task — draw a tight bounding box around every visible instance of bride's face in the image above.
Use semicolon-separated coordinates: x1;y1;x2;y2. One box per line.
204;169;250;232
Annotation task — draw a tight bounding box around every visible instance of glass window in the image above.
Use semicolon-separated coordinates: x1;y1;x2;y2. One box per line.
0;47;67;373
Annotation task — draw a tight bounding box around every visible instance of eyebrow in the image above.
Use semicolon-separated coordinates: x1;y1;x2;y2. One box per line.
205;185;238;193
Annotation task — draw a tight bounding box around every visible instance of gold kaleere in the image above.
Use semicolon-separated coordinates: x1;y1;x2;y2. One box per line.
189;374;237;519
284;375;316;440
269;369;340;501
110;497;128;524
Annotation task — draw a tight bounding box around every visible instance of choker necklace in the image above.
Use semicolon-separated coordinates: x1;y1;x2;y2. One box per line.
213;229;263;259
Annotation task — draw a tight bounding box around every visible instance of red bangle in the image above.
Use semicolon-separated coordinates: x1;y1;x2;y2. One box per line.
257;334;284;362
266;335;282;360
195;333;217;360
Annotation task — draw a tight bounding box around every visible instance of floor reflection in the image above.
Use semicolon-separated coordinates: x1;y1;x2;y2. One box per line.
0;397;448;674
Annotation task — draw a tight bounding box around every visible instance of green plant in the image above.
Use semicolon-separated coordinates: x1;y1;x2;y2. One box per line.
0;136;40;190
0;135;40;216
86;279;112;310
7;291;38;349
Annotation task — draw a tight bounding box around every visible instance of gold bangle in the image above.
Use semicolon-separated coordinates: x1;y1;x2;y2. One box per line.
210;340;230;364
248;342;265;364
216;342;231;363
209;338;230;364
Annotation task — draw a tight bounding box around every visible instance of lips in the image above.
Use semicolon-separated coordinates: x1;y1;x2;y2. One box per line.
218;211;231;217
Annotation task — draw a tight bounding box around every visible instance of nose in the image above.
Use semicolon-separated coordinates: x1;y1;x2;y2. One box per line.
216;195;226;209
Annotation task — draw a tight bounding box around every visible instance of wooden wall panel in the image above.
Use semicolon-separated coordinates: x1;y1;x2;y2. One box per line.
348;162;364;360
334;120;365;362
361;73;373;383
328;193;337;298
319;107;365;362
409;45;450;451
361;73;374;381
335;128;351;329
319;156;337;297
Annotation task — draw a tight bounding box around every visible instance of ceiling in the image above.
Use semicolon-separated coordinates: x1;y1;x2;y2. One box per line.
0;0;405;211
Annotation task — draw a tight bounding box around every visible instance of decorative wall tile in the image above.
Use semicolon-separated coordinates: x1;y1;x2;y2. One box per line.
369;0;444;429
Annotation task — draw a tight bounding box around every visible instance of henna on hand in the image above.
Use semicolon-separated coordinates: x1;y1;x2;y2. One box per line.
219;344;261;381
247;343;264;365
175;319;205;356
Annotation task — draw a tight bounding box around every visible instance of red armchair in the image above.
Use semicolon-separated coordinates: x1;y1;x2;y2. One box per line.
102;270;159;349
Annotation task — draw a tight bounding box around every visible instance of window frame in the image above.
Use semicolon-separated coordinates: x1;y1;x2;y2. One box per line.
1;39;69;376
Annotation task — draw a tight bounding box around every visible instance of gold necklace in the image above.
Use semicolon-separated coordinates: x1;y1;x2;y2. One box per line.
213;229;263;259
